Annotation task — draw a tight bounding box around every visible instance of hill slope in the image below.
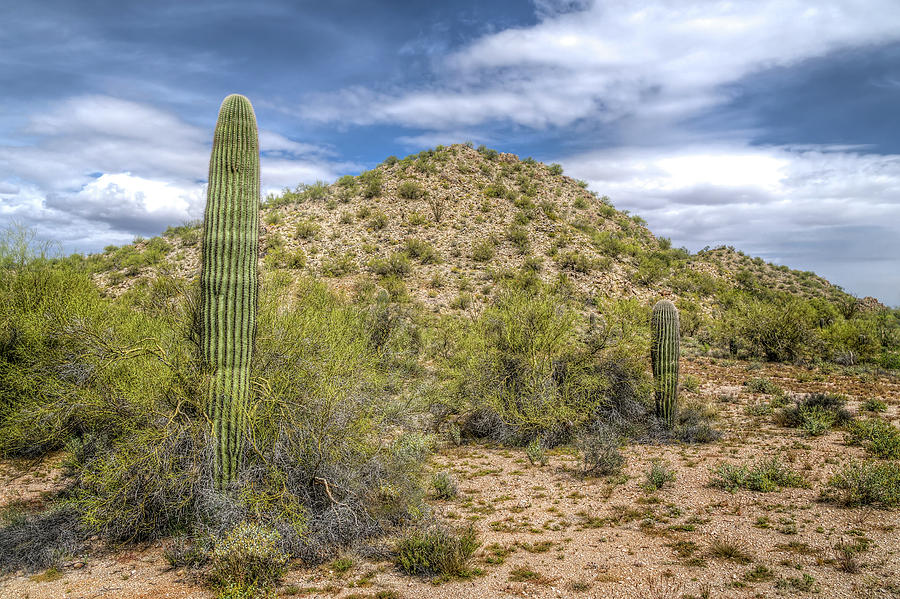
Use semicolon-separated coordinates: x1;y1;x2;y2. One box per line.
89;143;852;310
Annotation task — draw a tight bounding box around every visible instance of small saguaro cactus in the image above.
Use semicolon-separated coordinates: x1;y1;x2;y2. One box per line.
200;94;260;489
651;299;680;426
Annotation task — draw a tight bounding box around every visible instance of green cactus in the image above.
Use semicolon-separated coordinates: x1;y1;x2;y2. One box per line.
651;299;680;426
200;94;260;489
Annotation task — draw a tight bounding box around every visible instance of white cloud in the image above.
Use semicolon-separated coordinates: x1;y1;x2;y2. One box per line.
564;144;900;303
297;0;900;130
0;96;355;251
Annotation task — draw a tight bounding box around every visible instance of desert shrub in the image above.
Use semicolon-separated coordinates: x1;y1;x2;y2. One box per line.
367;210;389;231
577;425;624;476
370;252;412;278
548;163;563;176
708;538;753;563
431;471;458;500
404;239;441;264
744;377;782;395
823;460;900;507
0;506;85;574
506;224;530;253
0;248;111;428
359;171;382;199
266;246;306;270
681;375;700;393
525;437;547;466
207;522;288;598
451;287;629;444
710;457;808;493
671;402;721;444
556;250;592;273
320;251;358;277
777;393;852;435
295;220;321;240
471;240;495;262
718;296;817;362
845;418;900;459
394;524;480;579
1;271;427;562
397;181;426;200
861;398;887;413
644;461;676;491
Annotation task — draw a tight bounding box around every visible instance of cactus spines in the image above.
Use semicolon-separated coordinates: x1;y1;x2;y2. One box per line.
651;299;680;426
200;94;259;489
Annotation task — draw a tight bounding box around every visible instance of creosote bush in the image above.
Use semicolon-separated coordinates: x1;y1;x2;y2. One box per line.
710;457;808;493
207;522;288;597
845;418;900;459
431;471;458;500
394;524;480;579
822;460;900;507
777;393;852;435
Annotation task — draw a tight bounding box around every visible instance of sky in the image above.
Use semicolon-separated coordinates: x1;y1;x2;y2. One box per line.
1;0;899;304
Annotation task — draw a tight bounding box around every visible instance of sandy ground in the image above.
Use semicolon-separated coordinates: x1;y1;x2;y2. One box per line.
2;356;900;599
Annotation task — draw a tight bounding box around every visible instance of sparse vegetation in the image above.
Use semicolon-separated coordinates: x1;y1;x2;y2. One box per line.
709;457;808;492
394;525;480;579
823;460;900;507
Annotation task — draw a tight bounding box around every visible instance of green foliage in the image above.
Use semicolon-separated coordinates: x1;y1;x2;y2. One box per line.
320;251;358;277
360;170;383;199
207;522;288;598
370;252;412;278
548;163;563;176
404;239;441;264
577;427;625;476
861;398;887;413
777;393;852;435
744;377;782;395
525;438;547;466
471;240;495;262
555;250;593;273
710;457;808;493
398;180;426;200
294;220;321;240
845;418;900;459
448;287;644;444
651;300;680;426
367;210;389;231
1;268;427;559
394;524;480;579
644;461;676;491
823;460;900;507
431;471;458;500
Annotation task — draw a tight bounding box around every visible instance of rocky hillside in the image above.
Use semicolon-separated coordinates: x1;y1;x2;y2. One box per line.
88;143;852;310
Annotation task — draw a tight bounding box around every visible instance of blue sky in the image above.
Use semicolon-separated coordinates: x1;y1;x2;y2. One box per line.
2;0;900;304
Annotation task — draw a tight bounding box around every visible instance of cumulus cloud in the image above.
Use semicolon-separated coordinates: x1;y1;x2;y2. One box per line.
0;96;355;252
297;0;900;130
564;144;900;303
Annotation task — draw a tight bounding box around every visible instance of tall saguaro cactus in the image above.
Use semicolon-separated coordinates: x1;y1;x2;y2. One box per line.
651;299;680;426
200;94;260;489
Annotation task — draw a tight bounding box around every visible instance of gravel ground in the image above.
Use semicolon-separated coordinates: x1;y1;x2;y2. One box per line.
3;357;899;599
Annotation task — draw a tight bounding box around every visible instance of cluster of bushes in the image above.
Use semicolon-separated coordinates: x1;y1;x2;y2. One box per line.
0;242;429;585
429;282;718;453
709;289;899;366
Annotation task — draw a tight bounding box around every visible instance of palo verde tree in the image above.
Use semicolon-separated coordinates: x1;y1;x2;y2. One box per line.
200;94;260;489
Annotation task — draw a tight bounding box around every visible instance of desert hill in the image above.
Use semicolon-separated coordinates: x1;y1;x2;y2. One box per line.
87;143;851;311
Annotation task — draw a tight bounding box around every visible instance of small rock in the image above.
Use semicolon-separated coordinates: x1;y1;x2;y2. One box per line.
73;562;85;569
